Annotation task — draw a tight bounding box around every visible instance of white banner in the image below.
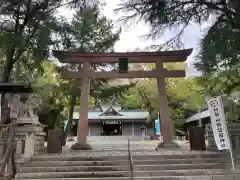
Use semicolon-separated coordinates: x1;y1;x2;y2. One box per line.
207;96;231;150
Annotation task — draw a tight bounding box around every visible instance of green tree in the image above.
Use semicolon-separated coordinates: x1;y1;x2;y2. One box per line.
119;77;202;134
0;0;85;129
70;4;120;52
0;0;83;83
31;61;71;128
116;0;240;73
63;3;135;136
196;64;240;121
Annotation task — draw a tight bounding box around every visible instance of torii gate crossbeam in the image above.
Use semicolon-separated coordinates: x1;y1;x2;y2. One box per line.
53;48;193;146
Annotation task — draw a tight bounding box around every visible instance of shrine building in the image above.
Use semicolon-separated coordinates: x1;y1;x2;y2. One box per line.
65;102;151;141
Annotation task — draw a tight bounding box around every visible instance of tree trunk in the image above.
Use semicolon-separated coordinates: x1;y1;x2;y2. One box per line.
15;60;20;82
62;92;77;145
1;58;14;103
67;93;77;136
2;52;14;83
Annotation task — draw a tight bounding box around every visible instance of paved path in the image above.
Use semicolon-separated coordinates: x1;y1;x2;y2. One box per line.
52;138;223;157
39;138;226;158
43;141;221;157
63;139;190;151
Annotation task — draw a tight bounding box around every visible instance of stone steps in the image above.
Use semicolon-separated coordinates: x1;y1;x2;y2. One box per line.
16;169;240;179
30;153;226;161
14;175;240;180
23;158;229;167
19;163;229;173
15;151;237;180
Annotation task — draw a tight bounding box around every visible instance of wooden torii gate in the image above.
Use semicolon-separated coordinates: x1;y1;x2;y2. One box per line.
53;49;193;146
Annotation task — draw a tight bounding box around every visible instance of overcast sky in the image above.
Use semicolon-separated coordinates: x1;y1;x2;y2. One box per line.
59;1;213;76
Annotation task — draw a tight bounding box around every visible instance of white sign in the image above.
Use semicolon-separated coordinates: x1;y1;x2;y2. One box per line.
207;96;231;150
104;120;120;125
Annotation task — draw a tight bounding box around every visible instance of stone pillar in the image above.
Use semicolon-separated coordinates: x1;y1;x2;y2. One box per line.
198;119;202;127
132;122;134;136
77;62;90;144
24;132;35;158
233;136;240;151
156;61;173;145
16;139;23;155
0;142;4;155
141;130;145;140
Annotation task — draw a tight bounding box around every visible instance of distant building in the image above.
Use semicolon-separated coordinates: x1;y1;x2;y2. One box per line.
65;100;151;141
184;96;236;129
185;110;210;128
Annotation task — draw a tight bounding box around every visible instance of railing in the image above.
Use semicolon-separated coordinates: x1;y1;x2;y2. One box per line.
127;137;134;180
0;123;36;179
0;120;17;179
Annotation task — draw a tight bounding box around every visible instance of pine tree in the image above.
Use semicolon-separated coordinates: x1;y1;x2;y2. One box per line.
0;0;85;128
64;2;134;136
116;0;240;73
0;0;84;83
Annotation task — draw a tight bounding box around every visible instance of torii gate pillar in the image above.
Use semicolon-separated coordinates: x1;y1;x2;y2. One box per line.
77;62;90;144
156;61;173;145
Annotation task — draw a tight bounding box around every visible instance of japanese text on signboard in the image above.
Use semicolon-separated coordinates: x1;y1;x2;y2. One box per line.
209;99;226;148
207;96;230;150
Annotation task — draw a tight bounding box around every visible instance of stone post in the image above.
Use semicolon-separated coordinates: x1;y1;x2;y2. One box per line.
16;139;23;155
24;132;35;158
0;143;4;155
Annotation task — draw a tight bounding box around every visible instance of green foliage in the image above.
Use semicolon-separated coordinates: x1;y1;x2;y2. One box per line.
61;2;135;135
118;77;202;132
66;3;133;105
96;83;136;100
116;0;240;72
196;64;240;121
195;16;240;73
196;64;240;96
0;0;84;83
70;4;121;52
32;61;71;128
117;0;240;124
116;62;203;132
119;89;144;110
0;0;209;132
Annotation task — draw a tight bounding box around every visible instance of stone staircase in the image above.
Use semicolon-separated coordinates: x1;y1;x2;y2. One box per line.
14;151;240;180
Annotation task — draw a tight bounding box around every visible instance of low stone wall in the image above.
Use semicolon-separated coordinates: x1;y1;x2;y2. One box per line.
206;123;240;151
16;124;46;155
87;136;149;141
0;124;46;156
86;135;186;142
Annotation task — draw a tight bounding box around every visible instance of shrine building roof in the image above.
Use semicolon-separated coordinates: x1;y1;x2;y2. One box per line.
71;99;149;122
72;101;149;121
72;110;149;121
